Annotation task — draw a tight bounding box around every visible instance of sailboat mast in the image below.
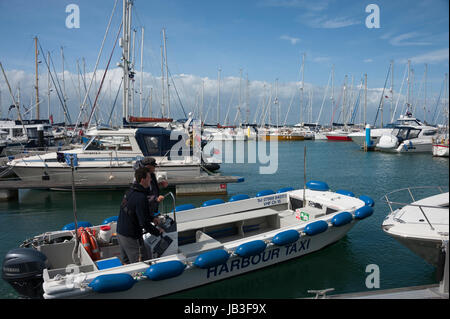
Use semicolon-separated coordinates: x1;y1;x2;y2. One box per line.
131;28;136;117
140;27;144;117
121;0;131;123
163;28;170;118
275;78;279;128
34;36;40;120
217;67;221;124
149;87;153;117
61;46;68;123
160;44;165;117
407;59;411;113
331;64;335;125
343;75;347;126
201;80;204;124
300;53;305;124
364;73;367;126
390;60;394;123
246;73;249;124
424;63;427;123
47;52;51;120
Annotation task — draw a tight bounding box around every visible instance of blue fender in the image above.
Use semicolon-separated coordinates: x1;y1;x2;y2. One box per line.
235;240;267;257
144;260;186;281
304;220;329;236
306;181;330;191
272;229;300;246
89;274;136;293
331;212;353;227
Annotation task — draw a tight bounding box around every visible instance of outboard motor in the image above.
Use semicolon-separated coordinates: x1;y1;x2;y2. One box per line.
2;248;48;299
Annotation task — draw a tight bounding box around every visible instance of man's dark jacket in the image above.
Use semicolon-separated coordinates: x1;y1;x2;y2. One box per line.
147;172;161;215
117;183;160;239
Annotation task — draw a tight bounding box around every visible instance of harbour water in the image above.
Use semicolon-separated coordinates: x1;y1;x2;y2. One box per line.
0;140;448;299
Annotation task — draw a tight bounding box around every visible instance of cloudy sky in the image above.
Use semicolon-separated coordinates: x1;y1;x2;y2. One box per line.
0;0;448;126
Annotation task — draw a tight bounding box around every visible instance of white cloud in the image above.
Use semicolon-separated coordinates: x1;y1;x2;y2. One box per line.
364;59;373;63
0;67;427;126
280;35;301;45
297;12;360;29
312;56;331;63
260;0;330;11
402;48;449;64
387;32;433;46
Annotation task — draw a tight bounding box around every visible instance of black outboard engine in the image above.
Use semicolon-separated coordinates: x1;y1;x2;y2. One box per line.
2;248;48;299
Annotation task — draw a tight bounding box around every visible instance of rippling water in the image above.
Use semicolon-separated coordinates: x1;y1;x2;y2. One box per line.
0;140;448;298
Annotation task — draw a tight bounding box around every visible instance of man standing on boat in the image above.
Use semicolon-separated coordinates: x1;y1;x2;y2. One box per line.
117;167;163;264
133;157;168;216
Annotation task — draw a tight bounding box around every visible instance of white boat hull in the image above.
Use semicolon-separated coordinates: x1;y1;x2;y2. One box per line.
432;144;449;157
3;185;371;299
43;222;356;299
11;165;200;186
382;190;449;267
386;233;445;267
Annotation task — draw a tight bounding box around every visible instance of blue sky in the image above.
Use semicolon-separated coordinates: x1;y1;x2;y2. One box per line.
0;0;448;125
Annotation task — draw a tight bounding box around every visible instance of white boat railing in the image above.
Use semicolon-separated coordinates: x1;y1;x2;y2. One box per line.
381;186;449;231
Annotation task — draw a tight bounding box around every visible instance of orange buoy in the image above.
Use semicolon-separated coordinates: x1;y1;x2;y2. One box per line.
86;228;101;261
80;230;93;259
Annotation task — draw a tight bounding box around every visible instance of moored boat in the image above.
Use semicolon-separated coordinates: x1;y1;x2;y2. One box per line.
2;181;374;299
6;127;204;187
381;186;449;267
432;136;449;157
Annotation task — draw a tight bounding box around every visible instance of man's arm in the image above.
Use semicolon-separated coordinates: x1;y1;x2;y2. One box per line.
135;195;161;236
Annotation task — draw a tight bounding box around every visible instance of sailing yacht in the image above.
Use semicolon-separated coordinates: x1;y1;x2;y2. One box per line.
0;119;55;156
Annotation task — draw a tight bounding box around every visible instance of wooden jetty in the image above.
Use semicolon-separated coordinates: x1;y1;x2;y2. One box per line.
0;174;245;201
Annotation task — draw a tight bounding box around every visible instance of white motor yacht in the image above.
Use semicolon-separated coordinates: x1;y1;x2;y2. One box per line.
7;127;203;186
376;118;438;153
382;187;449;267
349;115;432;149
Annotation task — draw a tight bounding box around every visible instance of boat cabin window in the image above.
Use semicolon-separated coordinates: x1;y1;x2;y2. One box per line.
422;130;437;136
407;129;420;139
396;128;409;140
26;128;38;139
13;128;23;137
325;207;338;215
84;135;132;151
144;136;160;156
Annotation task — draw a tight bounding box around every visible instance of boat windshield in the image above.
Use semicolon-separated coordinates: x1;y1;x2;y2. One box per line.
84;135;132;151
395;119;421;126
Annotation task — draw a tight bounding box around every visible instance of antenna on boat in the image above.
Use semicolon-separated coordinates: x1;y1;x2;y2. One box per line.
69;154;81;265
303;145;306;207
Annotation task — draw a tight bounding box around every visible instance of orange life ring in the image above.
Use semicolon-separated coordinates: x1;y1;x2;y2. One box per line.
80;230;93;259
86;228;101;261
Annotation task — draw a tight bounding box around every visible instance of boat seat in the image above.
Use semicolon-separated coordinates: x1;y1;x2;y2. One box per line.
178;231;224;258
95;257;122;270
177;208;280;233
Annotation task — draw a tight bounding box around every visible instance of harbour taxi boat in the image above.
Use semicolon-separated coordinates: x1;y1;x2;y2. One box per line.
2;181;374;299
6;127;205;186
